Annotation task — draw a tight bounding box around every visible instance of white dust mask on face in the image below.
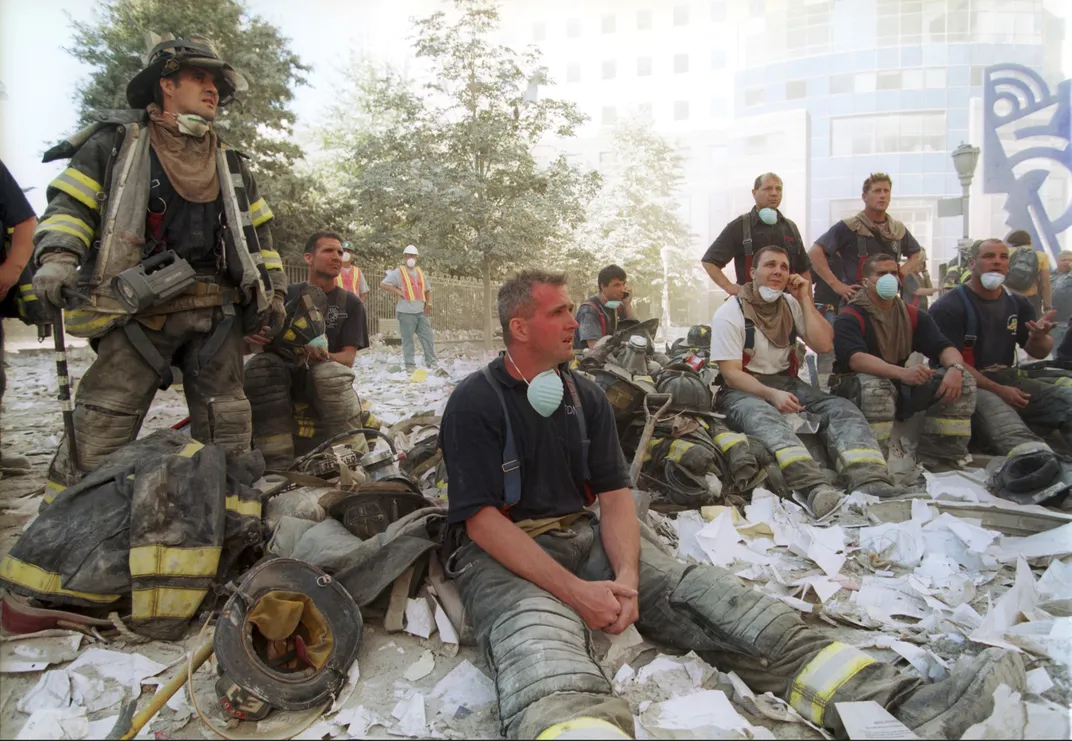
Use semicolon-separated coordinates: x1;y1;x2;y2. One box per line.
342;252;351;263
980;272;1006;290
875;273;899;300
406;258;417;268
758;286;783;303
508;353;563;417
603;300;622;310
174;113;211;138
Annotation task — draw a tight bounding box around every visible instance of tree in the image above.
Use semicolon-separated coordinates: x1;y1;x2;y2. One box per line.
324;0;600;347
65;0;311;248
575;116;695;330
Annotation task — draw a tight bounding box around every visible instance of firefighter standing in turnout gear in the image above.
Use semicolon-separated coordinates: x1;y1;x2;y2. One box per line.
440;269;1025;741
245;232;370;468
929;238;1072;458
701;172;811;296
574;264;636;350
830;253;975;466
711;245;903;519
31;37;288;495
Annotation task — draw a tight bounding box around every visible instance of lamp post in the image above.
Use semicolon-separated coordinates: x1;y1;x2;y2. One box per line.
951;142;981;241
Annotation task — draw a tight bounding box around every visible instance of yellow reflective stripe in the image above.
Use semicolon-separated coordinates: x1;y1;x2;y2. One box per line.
225;494;261;518
789;642;876;725
283;329;296;342
922;417;972;437
537;718;630;740
1008;441;1053;456
249;198;273;227
35;214;95;247
713;431;747;453
260;248;283;271
1055;377;1072;387
50;167;102;210
296;420;317;438
666;439;693;463
294;317;308;329
19;284;37;301
131;586;206;620
775;445;813;469
178;441;204;458
398;266;427;301
643;436;664;463
868;421;893;440
255;433;292;455
64;309;119;332
838;448;886;468
129;545;220;578
0;555;121;603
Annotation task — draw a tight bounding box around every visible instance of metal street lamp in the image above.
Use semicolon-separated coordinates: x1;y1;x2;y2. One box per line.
951;142;981;241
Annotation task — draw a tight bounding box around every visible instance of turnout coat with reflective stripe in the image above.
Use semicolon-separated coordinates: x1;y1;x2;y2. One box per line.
32;110;287;337
0;429;262;639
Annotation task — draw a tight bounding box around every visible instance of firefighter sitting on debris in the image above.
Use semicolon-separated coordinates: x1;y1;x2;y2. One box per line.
31;36;288;494
711;245;903;519
245;231;370;468
929;238;1072;459
829;253;976;467
440;268;1024;741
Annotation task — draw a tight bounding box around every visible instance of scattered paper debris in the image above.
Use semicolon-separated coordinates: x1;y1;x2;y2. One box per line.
67;648;167;713
859;521;924;567
403;649;436;682
1026;667;1054;696
0;632;82;673
17;669;71;714
404;597;436;639
430;659;496;717
835;701;920;740
960;684;1070;740
15;706;88;740
392;693;428;737
638;689;770;738
433;603;459;645
997;523;1072;561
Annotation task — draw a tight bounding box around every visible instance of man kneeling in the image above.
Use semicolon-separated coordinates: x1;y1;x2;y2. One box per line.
245;232;369;467
830;254;975;467
441;269;1022;741
711;245;901;517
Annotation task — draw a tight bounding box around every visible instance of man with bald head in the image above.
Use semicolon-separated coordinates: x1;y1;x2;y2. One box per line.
702;173;810;296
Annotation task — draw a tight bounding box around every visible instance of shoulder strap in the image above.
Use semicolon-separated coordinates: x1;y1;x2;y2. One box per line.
480;366;522;508
906;303;919;331
842;305;867;335
562;370;591;484
742;215;754;277
954;285;979;367
736;297;755;352
583;300;607;335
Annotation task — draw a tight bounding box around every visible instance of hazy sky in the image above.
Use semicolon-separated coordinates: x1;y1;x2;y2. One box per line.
2;0;1070;215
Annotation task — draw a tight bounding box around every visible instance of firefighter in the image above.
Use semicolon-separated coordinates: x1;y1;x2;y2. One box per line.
439;268;1025;741
245;232;370;468
710;245;903;518
829;254;975;466
31;36;287;495
574;264;636;350
929;238;1072;457
335;240;368;303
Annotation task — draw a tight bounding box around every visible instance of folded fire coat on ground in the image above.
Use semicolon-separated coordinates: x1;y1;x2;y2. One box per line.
0;429;263;639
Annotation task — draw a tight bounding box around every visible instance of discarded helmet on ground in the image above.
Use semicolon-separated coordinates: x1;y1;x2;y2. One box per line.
990;450;1072;507
214;558;362;721
686;324;712;348
268;285;327;363
655;365;712;412
319;478;432;540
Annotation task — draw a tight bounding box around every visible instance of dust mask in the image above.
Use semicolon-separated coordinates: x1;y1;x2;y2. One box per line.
981;272;1006;290
758;286;783;303
342;252;351;263
604;300;622;310
174;113;211;138
507;353;563;417
406;258;417;268
758;208;778;226
875;274;899;300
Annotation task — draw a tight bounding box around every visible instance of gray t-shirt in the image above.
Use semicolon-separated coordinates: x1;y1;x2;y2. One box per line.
382;266;431;314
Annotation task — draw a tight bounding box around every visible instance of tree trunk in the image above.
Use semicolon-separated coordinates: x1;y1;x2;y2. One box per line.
483;253;493;351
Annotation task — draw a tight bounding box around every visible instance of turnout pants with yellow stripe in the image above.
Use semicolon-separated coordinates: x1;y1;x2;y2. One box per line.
46;306;251;494
973;368;1072;456
717;375;892;494
453;517;981;739
829;370;975;461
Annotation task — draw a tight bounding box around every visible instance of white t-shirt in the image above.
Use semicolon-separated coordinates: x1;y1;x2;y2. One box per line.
710;295;806;375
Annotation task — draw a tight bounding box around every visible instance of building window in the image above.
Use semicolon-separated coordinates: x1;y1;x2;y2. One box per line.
783;0;833;59
602;60;617;80
830;112;947;157
637;9;652;30
786;80;807;100
711;1;727;22
830;73;852;95
876;71;901;90
710;49;726;69
532;22;546;41
567;63;581;83
750;0;765;18
602;106;618;125
602;14;615;33
674;101;690;121
567;18;581;38
710;97;727;116
674;6;689;25
745;87;764;107
903;69;924;90
674;54;689;74
854;72;877;94
925;67;946;89
971;65;986;87
637;57;653;76
876;0;922;47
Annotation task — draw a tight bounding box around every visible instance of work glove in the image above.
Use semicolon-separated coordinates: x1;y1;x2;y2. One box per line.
32;252;79;311
262;291;288;341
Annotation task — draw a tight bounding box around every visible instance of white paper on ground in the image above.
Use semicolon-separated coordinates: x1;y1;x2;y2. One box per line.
854;578;928;620
960;684;1070;740
334;704;383;738
800;576;842;603
1037;559;1072;600
391;694;428;738
674;510;710;562
970;558;1039;651
835;701;920;739
613;663;636;685
858;521;924;567
745;489;804;547
910;498;934;523
66;648;167;713
695;511;774;568
0;632;82;673
996;522;1072;561
404;597;436;639
924;470;991;502
1026;667;1055;695
433;602;459;644
85;715;120;739
638;689;755;736
15;706;89;740
788;525;846;578
17;668;72;713
889;641;948;681
430;659;496;716
926;513;997;553
403;650;435;682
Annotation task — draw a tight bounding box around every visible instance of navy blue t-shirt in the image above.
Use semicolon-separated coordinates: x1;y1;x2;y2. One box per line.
441;356;631;525
815;220;922;286
929;287;1033;369
833;303;952;373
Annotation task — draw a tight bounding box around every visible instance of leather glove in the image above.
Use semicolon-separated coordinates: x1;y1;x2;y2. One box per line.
262;291;288;340
32;252;79;310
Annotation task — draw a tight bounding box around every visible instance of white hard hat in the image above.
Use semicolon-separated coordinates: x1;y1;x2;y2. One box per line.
403;245;419;256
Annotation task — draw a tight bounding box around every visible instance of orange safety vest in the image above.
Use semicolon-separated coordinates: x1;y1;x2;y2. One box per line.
336;265;363;294
398;266;427;301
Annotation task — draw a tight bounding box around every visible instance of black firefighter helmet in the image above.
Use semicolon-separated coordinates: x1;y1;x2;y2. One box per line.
127;35;248;109
990;449;1072;507
655;364;713;412
214;558;362;721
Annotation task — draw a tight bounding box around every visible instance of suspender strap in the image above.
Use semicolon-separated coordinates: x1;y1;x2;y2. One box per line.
123;320;174;390
192;302;236;377
562;370;591;483
954;285;978;367
481;365;522;507
742;214;754;277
